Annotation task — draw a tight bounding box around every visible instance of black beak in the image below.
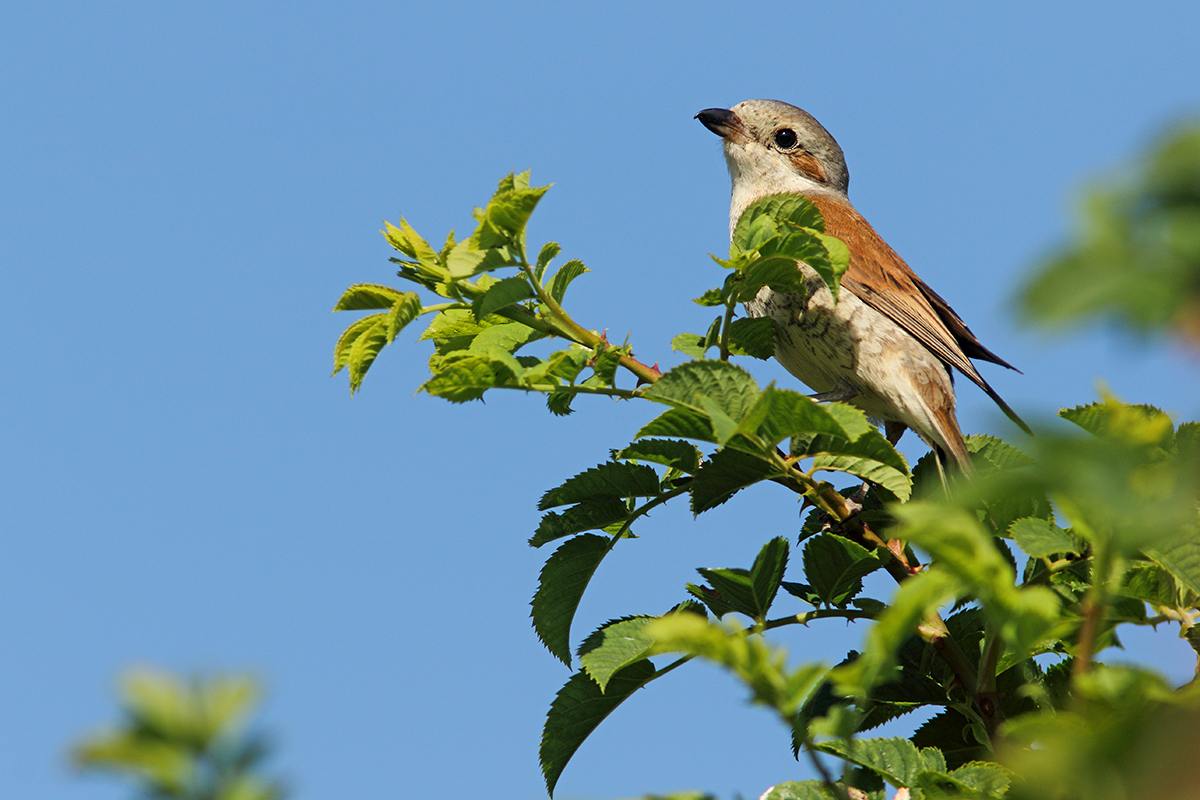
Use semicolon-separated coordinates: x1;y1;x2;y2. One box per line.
695;107;742;139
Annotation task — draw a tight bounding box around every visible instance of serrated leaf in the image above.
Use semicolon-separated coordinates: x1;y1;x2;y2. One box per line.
792;428;911;500
584;344;624;388
1145;531;1200;597
686;582;740;618
762;781;861;800
547;390;574;416
912;709;987;770
615;439;702;473
472;276;535;320
332;313;386;376
732;195;826;253
1119;563;1188;607
695;568;758;619
832;569;961;698
332;283;408;311
385;292;423;342
690;448;778;513
693;287;725;306
734;256;808;300
643;360;761;421
420;353;504;402
811;736;944;788
540;661;658;796
399;217;440;267
671;332;707;358
890;503;1063;659
750;537;790;619
1060;401;1174;446
578;616;658;691
803;534;884;607
531;534;612;664
530;498;631;548
534;241;561;284
347;316;389;394
468;321;544;354
646;614;826;717
1009;517;1078;558
636;407;716;442
965;434;1035;472
727;316;776;358
753;387;854;445
539;462;661;510
545;259;589;305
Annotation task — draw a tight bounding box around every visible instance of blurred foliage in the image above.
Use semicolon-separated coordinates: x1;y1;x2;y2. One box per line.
74;669;282;800
1020;122;1200;343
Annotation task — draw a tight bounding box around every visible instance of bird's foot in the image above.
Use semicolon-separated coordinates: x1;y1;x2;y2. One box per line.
809;380;858;404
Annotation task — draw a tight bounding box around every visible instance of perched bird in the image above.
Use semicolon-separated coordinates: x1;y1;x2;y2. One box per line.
696;100;1029;472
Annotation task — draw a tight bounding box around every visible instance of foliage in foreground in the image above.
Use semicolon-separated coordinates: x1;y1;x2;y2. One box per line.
324;123;1200;800
74;669;282;800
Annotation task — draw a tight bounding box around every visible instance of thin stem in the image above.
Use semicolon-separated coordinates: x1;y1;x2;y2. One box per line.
764;608;877;630
717;299;737;361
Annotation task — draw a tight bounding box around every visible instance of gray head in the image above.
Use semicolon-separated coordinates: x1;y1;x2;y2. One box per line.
696;100;850;198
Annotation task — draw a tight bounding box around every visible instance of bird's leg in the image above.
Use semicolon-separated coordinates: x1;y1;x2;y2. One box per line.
882;421;910;561
808;380;858;404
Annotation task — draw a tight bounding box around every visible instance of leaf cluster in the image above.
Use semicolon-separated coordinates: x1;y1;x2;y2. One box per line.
330;170;1200;800
73;669;282;800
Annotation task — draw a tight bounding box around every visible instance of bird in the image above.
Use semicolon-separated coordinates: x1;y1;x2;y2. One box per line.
696;100;1029;473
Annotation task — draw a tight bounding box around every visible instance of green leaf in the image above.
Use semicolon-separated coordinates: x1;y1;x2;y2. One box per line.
468;320;544;354
636;407;716;442
832;569;961;698
671;332;707;358
472;276;535;320
332;313;386;377
332;283;408;311
752;387;854;445
693;287;725;306
912;709;988;770
1145;530;1200;597
615;439;702;473
690;448;779;513
727;316;776;358
1119;562;1191;608
577;607;704;693
761;782;859;800
420;353;505;402
803;534;884;607
538;462;662;510
643;360;761;421
347;316;389;394
732;195;826;252
1009;517;1078;558
531;534;612;664
811;736;945;789
750;537;791;619
695;568;759;619
385;292;423;342
545;259;589;305
530;498;632;548
647;615;826;717
1060;401;1175;447
540;660;659;796
534;241;561;284
891;503;1063;659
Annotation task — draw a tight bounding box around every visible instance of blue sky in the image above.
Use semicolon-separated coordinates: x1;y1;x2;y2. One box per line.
4;2;1200;799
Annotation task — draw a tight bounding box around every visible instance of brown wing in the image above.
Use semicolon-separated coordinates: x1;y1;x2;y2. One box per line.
810;196;1031;434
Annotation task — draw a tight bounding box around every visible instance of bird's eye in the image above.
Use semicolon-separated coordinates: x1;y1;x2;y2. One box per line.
773;128;798;149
